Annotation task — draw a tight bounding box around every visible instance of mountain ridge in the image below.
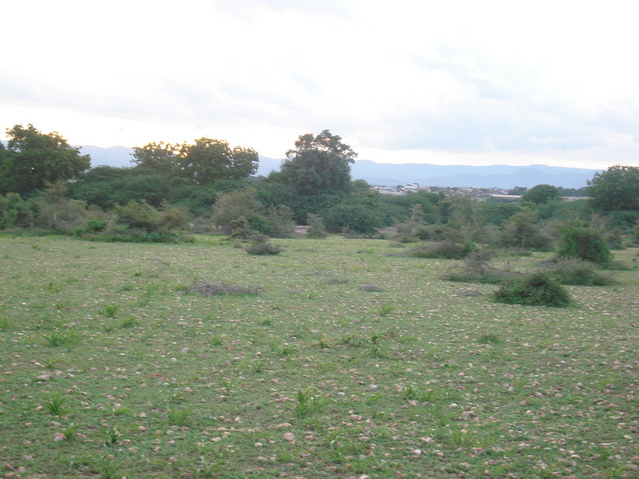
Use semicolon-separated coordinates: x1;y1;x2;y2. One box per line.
79;145;601;189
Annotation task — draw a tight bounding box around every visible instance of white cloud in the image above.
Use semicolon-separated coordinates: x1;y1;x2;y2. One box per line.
1;0;639;169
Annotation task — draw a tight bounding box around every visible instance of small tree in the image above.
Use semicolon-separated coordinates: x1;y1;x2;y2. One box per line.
555;227;612;266
500;206;551;250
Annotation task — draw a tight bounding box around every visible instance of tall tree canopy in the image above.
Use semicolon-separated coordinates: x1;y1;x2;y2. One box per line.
278;130;357;196
588;165;639;212
131;137;258;184
1;124;90;195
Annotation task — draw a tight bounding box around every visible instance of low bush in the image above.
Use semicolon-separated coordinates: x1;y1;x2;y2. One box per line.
493;272;572;308
542;258;616;286
306;213;328;239
407;240;476;260
443;253;520;284
245;235;282;255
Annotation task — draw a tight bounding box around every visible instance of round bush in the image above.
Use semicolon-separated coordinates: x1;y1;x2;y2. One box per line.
493;272;572;308
556;227;611;266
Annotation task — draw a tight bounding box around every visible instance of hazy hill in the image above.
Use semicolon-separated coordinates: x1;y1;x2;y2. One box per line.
80;145;600;189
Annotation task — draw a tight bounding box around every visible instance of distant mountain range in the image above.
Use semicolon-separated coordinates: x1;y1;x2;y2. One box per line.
79;145;600;189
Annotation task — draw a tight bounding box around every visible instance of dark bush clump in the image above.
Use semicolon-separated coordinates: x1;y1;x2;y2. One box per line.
493;272;572;307
244;235;282;255
408;241;476;260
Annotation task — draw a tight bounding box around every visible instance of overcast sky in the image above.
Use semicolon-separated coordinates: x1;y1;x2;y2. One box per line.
2;0;638;169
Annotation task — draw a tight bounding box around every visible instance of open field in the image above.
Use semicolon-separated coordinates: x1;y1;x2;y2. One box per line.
1;235;638;478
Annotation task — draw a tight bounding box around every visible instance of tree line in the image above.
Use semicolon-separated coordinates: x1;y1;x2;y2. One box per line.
1;123;639;247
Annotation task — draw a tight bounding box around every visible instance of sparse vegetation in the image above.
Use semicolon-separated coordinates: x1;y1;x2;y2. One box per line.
1;235;637;478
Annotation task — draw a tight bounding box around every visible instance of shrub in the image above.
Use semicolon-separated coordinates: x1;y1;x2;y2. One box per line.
228;216;254;239
555;227;612;266
542;258;616;286
245;235;282;255
493;272;572;307
321;203;382;235
306;213;328;238
443;252;519;284
499;206;552;251
407;240;476;260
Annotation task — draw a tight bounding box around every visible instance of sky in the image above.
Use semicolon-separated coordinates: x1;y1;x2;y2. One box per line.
2;0;639;169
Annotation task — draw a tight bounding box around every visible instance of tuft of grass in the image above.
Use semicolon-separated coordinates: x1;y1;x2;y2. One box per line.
167;408;191;427
98;424;121;446
118;317;137;328
293;389;325;417
43;393;67;416
101;304;119;318
478;333;502;344
96;455;122;479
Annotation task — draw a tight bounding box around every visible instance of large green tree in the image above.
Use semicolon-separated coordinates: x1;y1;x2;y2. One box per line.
130;141;181;173
131;138;258;184
1;124;91;195
588;165;639;212
522;184;561;205
278;130;357;196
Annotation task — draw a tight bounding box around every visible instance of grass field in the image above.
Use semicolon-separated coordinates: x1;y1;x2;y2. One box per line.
1;235;638;478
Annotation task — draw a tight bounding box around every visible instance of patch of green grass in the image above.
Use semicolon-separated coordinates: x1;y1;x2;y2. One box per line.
1;236;638;478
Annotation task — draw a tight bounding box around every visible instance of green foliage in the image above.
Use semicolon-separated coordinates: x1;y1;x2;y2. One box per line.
113;200;188;234
30;181;99;233
131;138;258;184
178;137;258;184
588;165;639;213
1;124;90;195
212;187;267;235
0;192;28;228
500;206;552;250
321;202;382;234
228;216;254;239
306;213;328;238
494;271;572;307
407;240;476;260
278;130;357;197
443;252;517;284
521;184;561;204
244;235;282;255
543;258;616;286
131;141;181;172
555;227;612;266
